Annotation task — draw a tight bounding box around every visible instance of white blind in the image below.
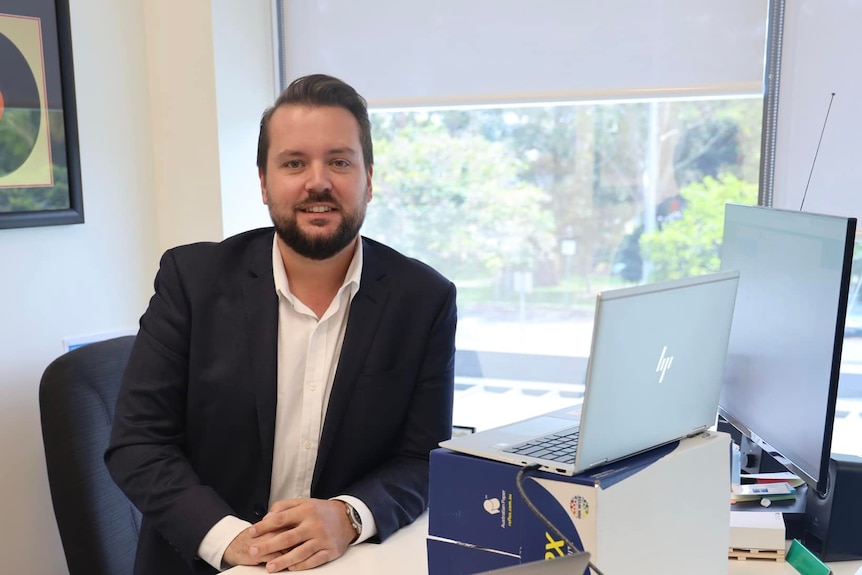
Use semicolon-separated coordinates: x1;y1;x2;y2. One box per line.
279;0;768;107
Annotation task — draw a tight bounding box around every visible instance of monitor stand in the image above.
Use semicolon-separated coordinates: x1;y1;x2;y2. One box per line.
737;434;786;475
799;454;862;562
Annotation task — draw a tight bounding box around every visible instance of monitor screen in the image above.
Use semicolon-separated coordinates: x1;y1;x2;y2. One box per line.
718;204;856;495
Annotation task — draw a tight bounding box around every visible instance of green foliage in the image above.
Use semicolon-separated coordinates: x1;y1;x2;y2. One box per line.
0;162;69;212
365;98;763;302
671;99;763;188
0;109;71;212
640;175;757;281
0;108;41;176
366;118;556;278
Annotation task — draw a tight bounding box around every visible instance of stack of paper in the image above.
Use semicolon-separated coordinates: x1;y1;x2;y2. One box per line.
730;481;796;504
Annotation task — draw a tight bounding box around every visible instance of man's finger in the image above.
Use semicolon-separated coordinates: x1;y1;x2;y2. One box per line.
268;498;304;514
250;508;298;536
251;551;283;564
283;548;340;571
250;525;306;558
265;540;332;572
224;529;284;567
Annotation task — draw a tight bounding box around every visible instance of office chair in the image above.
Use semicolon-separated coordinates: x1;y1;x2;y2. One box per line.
39;335;141;575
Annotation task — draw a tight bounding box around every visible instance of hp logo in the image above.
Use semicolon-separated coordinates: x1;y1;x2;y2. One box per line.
656;345;674;383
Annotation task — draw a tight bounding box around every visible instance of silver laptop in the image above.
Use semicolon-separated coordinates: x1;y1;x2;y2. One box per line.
477;552;591;574
440;270;740;476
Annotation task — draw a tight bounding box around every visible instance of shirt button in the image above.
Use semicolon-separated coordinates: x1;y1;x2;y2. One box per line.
310;383;317;391
304;441;312;449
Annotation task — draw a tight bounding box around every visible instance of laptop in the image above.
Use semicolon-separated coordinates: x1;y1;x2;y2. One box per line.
477;552;591;574
440;270;740;476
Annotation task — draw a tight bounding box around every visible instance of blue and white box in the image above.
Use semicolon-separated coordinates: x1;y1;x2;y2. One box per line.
428;431;731;575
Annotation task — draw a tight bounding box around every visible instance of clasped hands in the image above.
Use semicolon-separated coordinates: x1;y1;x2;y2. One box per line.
224;498;357;572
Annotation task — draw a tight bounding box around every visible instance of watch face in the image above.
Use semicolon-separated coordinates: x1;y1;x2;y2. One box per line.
345;502;362;536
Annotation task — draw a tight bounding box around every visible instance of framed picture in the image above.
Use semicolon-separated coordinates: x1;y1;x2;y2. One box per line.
0;0;82;229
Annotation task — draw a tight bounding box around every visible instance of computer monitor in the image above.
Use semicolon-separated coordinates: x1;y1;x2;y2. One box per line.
718;203;856;496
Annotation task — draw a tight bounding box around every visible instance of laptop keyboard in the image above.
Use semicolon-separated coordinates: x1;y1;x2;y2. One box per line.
503;428;579;463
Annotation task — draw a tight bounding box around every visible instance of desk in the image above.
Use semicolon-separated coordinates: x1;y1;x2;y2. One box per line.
225;514;427;575
729;554;861;575
225;514;862;574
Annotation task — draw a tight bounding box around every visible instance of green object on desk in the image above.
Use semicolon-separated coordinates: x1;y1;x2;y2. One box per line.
786;539;831;575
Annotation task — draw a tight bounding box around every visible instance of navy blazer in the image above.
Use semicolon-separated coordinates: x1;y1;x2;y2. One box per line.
105;228;457;575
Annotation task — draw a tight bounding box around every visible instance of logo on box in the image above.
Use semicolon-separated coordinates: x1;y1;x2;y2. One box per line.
484;497;501;514
569;495;590;519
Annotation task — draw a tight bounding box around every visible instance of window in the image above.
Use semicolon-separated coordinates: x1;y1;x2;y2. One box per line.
275;0;772;430
363;97;762;429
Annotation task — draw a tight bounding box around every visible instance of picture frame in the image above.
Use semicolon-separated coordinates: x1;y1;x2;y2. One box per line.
0;0;83;229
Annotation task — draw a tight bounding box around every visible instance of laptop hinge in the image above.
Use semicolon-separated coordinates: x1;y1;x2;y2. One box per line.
690;425;708;436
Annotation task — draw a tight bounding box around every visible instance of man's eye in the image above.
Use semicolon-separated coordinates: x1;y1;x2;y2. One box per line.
284;160;302;169
332;159;350;168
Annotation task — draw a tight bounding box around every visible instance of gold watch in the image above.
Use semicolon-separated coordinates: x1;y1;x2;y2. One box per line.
343;502;362;542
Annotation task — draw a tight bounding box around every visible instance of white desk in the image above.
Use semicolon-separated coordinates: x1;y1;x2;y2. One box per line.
729;553;861;575
225;514;428;575
226;514;862;574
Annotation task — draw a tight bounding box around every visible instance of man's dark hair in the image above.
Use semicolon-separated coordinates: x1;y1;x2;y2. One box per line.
256;74;373;175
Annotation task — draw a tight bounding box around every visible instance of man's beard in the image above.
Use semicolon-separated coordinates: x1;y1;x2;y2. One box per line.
268;190;367;260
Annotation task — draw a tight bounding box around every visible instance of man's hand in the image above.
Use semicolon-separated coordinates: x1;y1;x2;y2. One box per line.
223;526;284;567
247;498;357;572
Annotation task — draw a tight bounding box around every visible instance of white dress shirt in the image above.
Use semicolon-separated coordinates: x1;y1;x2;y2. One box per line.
197;236;377;570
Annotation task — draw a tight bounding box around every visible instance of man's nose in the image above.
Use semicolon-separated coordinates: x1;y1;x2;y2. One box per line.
305;163;331;192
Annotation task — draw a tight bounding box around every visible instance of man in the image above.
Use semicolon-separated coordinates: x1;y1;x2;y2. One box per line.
106;74;457;574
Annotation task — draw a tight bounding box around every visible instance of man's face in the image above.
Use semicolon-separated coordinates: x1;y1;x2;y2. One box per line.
260;104;372;260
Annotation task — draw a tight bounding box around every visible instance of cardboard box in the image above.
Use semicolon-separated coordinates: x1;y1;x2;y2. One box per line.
428;431;731;575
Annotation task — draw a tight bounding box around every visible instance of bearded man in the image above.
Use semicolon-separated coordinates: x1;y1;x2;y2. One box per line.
106;74;457;575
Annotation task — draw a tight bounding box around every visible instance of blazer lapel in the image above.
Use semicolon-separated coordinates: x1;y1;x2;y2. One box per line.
314;239;390;486
240;232;279;480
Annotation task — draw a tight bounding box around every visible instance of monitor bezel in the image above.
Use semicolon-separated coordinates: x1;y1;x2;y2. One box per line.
717;203;856;496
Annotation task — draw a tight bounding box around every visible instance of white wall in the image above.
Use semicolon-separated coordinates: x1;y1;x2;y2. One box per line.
769;0;862;219
0;1;156;573
143;1;225;253
212;0;278;238
0;0;274;573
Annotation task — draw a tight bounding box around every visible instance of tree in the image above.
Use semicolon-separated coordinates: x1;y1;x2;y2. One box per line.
367;97;763;291
366;118;556;280
640;175;758;281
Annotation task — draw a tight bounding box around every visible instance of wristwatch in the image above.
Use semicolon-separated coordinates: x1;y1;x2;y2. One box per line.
343;501;362;542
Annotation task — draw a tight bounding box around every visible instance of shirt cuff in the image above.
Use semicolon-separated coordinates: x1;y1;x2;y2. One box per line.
197;515;252;571
331;495;378;544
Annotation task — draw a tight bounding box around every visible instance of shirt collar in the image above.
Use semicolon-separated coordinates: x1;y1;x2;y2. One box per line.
271;233;363;303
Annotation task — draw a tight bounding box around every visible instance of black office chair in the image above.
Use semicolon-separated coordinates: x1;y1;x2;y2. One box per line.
39;335;141;575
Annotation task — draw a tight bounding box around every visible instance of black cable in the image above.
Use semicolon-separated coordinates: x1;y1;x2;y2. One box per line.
515;464;606;575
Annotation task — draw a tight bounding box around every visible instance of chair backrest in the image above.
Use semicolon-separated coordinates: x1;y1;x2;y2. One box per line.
39;335;141;575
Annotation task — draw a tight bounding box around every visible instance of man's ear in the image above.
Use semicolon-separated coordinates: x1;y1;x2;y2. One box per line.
366;165;373;202
259;169;268;204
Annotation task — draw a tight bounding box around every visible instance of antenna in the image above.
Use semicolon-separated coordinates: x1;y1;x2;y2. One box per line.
800;93;836;211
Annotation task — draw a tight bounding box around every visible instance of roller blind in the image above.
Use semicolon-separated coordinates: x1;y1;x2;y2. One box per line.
278;0;768;107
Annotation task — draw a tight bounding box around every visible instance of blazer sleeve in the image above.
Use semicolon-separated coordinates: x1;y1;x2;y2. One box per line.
340;280;457;541
105;249;235;563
